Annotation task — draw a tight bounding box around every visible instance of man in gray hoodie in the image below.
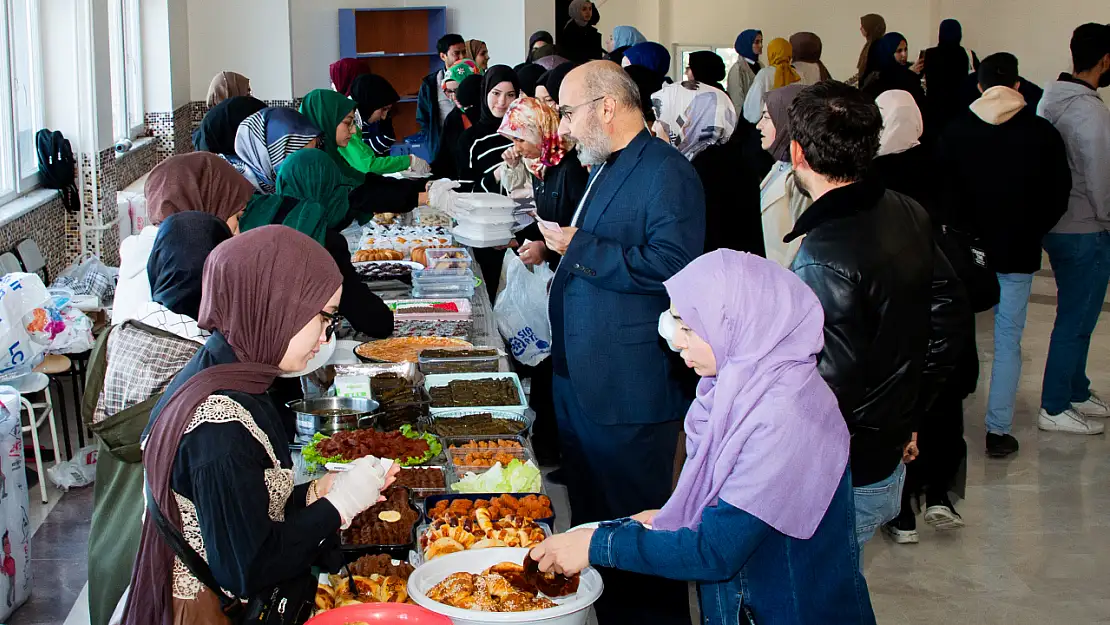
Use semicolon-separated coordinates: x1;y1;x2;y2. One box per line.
1036;23;1110;435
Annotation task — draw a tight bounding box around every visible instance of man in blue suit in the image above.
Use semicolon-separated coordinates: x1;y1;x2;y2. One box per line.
542;60;705;625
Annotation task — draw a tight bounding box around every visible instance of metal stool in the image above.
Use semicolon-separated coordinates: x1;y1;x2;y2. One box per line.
33;354;75;460
11;373;62;504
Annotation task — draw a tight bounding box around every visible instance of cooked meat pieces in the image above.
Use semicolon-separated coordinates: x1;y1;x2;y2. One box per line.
347;553;415;580
313;428;430;463
342;488;419;546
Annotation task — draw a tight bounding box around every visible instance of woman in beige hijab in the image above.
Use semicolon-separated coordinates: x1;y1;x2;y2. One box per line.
205;71;251;108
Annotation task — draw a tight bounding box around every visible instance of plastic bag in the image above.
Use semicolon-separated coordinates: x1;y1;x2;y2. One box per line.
0;273;52;381
494;250;554;367
52;256;119;304
46;306;95;354
0;386;32;619
45;444;97;491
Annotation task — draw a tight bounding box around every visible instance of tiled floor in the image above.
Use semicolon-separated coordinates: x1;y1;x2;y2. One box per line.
10;269;1110;625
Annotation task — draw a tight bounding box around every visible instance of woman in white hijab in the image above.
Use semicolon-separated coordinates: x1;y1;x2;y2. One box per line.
871;90;933;208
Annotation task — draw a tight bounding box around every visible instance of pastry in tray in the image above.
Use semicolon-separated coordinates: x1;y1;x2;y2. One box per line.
315;572;412;611
428;494;553;523
352;249;404;262
356;336;472;363
426;563;561;612
420;511;547;560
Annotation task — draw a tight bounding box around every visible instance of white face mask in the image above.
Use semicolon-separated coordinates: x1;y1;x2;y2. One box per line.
658;310;681;353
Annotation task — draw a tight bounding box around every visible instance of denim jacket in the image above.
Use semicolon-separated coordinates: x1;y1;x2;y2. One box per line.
588;469;875;625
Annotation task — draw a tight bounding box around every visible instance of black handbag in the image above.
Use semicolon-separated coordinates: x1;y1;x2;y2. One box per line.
144;484;317;625
935;225;1000;313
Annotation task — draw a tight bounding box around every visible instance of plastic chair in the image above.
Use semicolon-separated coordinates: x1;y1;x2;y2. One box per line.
33;354;75;460
14;239;46;282
12;373;62;503
0;252;20;275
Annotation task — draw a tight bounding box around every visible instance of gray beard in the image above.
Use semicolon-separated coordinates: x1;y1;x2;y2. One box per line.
573;123;612;166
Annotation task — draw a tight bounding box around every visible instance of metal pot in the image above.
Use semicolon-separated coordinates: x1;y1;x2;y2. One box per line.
287;397;379;439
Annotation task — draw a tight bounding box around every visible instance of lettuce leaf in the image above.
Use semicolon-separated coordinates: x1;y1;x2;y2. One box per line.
451;459;542;494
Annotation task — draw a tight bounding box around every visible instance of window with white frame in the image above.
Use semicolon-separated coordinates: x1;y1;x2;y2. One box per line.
0;0;44;204
108;0;142;140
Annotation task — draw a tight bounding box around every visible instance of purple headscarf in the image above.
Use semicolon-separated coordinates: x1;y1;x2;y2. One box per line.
653;250;849;539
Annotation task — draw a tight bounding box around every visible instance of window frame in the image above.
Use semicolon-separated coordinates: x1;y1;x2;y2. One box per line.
0;0;45;206
108;0;143;141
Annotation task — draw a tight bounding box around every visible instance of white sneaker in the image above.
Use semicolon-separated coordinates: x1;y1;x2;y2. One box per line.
881;522;919;544
1072;393;1110;418
1038;408;1105;435
924;505;965;530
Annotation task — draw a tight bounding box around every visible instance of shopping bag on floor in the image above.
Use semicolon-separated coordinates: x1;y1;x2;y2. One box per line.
0;386;31;619
494;250;554;367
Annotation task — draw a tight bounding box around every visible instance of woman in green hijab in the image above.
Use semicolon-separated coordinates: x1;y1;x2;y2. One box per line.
239;148;393;337
300;89;428;220
239;148;348;243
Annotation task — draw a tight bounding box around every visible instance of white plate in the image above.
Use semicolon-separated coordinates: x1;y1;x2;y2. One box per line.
566;521;652;532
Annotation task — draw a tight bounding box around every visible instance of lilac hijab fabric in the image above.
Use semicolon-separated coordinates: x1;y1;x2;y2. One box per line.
653;250;850;539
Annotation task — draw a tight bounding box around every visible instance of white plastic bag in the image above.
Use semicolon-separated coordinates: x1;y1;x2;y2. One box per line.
494;250;554;367
0;273;52;381
53;256;119;303
45;444;98;491
0;386;32;619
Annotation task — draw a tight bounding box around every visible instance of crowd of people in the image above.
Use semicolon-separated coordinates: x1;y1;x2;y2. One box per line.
76;3;1110;623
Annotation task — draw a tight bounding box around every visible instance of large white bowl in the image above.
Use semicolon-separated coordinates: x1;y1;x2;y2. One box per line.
407;547;603;625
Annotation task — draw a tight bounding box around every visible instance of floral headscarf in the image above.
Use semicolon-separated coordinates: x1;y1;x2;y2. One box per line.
497;97;571;180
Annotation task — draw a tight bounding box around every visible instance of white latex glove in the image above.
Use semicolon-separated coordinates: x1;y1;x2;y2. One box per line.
409;154;431;175
323;456;392;529
427;178;461;212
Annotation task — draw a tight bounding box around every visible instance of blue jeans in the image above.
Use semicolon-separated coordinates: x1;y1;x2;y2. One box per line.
853;462;906;567
985;273;1035;434
1041;232;1110;414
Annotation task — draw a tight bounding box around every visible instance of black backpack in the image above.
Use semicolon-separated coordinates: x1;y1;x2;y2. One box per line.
36;129;79;213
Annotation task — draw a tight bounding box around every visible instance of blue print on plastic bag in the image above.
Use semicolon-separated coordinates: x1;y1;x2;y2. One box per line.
509;326;551;358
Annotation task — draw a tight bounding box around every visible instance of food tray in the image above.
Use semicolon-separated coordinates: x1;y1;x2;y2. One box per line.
418;348;501;375
441;435;539;487
392;466;448;502
411;282;475;299
424;372;528;415
410;521;552;566
340;487;420;562
386;298;472;321
355;337;472;363
428;408;533;437
421;493;556;527
423;248;474;272
332;361;417;382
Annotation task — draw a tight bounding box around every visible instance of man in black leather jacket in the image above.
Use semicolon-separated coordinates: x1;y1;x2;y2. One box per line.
783;81;969;565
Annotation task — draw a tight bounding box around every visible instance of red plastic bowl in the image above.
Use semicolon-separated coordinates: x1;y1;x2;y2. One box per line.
305;602;452;625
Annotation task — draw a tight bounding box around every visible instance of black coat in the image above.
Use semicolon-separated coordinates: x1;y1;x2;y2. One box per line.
787;181;937;486
559;22;604;65
691;130;767;256
871;147;975;411
935;105;1071;274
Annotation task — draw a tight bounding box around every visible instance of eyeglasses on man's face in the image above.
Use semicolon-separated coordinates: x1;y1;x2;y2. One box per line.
558;96;605;121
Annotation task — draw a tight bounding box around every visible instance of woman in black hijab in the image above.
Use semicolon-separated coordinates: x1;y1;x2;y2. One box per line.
535;62;576;108
517;63;547;97
349;73;401;155
527;31;555;62
192;96;266;155
924;18;978;142
431;74;483;180
687;51;727;90
624;65;663;123
456;65;520;301
456;65;520;194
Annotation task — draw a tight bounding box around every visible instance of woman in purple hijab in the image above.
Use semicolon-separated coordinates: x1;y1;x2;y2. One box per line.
531;250;876;625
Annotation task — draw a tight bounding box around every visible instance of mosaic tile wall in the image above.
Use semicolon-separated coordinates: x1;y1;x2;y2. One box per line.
116;137;159;190
77;148;121;266
0;194;69;279
189;99;303;134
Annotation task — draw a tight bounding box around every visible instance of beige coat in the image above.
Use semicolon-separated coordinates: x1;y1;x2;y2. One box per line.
760;162;812;267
